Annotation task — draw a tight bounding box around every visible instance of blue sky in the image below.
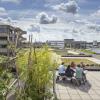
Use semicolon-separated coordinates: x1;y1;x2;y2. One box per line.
0;0;100;42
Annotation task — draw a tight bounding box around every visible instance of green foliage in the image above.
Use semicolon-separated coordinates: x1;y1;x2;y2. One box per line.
0;56;8;64
81;49;96;54
0;67;12;100
16;47;57;100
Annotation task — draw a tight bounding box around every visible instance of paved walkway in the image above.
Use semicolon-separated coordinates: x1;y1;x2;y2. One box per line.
55;71;100;100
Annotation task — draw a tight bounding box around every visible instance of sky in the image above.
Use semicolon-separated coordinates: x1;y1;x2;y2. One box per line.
0;0;100;42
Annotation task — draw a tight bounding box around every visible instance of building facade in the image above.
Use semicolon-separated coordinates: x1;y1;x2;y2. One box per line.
64;39;86;49
47;41;64;49
0;24;26;56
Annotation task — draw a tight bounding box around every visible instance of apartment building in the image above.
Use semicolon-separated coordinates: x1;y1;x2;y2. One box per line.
0;24;26;56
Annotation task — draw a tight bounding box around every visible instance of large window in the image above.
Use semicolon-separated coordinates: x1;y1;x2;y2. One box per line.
0;37;7;40
0;28;7;33
0;45;7;48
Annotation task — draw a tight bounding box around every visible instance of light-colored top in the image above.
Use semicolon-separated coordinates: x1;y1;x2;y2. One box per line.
76;67;83;79
58;65;65;74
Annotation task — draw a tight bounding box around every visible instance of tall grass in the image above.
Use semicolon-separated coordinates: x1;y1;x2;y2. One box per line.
16;47;58;100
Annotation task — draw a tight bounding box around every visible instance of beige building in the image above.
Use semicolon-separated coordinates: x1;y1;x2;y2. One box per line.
0;24;26;56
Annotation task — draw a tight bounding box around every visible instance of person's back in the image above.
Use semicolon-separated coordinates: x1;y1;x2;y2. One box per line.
80;62;85;70
76;66;83;79
58;62;65;76
66;65;74;77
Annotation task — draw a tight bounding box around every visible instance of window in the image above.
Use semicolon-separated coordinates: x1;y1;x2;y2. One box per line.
0;37;7;40
0;45;7;48
0;28;7;33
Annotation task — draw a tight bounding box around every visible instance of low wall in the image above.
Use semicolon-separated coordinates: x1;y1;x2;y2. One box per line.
61;55;92;57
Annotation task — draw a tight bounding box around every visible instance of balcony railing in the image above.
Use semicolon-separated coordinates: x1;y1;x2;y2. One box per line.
0;33;8;37
0;48;7;53
0;40;8;45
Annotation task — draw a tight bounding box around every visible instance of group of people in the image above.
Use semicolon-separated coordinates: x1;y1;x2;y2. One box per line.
57;62;87;85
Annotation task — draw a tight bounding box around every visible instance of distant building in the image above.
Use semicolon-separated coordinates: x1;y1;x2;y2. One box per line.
47;41;64;49
93;40;98;46
33;42;46;48
0;24;26;56
86;41;100;48
86;42;93;48
64;39;86;49
64;39;74;48
72;41;87;49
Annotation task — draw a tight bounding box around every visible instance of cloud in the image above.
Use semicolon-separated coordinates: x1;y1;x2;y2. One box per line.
87;24;100;32
1;0;21;4
0;17;13;25
91;9;100;18
28;24;40;33
37;12;57;24
52;0;79;14
0;7;7;16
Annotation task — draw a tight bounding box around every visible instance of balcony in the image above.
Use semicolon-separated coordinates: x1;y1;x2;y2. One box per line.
0;48;7;53
0;33;8;37
0;40;8;45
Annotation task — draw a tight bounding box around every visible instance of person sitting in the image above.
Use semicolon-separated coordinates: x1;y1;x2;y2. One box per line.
70;62;77;72
80;62;85;70
58;62;66;76
75;64;84;85
56;62;66;81
65;65;75;78
80;62;87;82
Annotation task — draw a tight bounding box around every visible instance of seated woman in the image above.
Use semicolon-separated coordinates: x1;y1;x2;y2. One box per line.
65;65;75;78
70;62;77;72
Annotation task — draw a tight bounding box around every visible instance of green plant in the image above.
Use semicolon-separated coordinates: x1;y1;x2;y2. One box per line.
16;47;58;100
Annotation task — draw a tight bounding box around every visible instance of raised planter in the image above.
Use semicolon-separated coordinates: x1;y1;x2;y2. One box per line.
61;55;92;57
85;66;100;71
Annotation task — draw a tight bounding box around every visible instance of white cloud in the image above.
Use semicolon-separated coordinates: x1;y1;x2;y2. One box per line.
37;12;58;24
91;9;100;18
0;17;13;25
0;7;7;16
52;0;79;14
28;24;40;33
1;0;21;4
0;16;99;42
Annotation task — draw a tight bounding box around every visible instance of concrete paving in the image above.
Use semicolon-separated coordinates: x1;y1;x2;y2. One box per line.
55;71;100;100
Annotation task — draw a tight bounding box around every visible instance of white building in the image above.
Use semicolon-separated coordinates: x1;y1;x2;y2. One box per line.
47;41;64;49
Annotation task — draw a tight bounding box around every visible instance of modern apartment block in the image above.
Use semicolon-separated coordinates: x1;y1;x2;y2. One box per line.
0;24;26;56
